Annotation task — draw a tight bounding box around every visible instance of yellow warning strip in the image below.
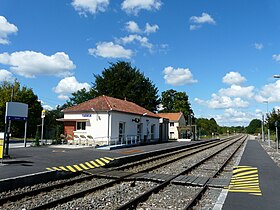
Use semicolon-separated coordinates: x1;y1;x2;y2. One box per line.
231;174;258;180
79;163;89;170
95;159;106;166
231;177;259;182
228;189;261;193
85;162;95;169
233;167;257;174
230;183;260;188
250;193;262;196
233;170;258;178
100;157;110;164
73;164;83;171
90;161;100;167
52;167;62;171
104;157;114;161
59;166;69;171
46;168;54;171
66;165;76;172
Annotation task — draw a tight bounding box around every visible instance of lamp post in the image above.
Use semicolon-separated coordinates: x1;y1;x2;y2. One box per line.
263;100;270;146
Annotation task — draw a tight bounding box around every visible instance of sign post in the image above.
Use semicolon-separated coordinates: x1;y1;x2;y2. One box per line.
275;121;279;153
41;110;45;144
4;102;28;157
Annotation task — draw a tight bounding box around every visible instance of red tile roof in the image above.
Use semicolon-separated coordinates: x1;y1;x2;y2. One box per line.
63;95;159;118
157;112;183;121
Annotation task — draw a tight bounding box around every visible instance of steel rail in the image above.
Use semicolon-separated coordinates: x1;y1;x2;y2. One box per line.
115;135;246;210
183;135;247;210
0;137;226;205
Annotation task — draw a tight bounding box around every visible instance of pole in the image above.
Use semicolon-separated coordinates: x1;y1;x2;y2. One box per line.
268;129;270;147
41;117;44;144
276;126;279;153
261;114;265;142
24;121;27;147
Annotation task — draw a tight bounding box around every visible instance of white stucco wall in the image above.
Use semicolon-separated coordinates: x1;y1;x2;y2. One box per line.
110;112;159;141
168;114;186;139
64;111;159;144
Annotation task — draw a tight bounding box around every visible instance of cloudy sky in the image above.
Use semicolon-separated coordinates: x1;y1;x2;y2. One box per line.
1;0;280;126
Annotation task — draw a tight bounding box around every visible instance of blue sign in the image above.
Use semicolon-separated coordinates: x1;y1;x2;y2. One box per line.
82;114;92;117
7;116;28;121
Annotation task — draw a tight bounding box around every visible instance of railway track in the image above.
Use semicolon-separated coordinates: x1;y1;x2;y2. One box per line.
0;135;247;210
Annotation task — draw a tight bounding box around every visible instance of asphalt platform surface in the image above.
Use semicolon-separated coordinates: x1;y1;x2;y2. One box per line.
223;139;280;210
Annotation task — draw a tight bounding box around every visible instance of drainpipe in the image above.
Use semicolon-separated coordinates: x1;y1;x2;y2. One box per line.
107;110;111;145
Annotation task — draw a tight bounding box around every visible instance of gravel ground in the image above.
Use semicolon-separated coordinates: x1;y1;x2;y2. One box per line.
150;139;239;175
192;187;223;210
1;178;111;210
137;184;201;210
259;139;280;167
0;173;87;198
52;181;157;210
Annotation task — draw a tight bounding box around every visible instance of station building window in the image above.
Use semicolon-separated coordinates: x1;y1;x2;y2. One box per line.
170;122;174;127
77;121;86;130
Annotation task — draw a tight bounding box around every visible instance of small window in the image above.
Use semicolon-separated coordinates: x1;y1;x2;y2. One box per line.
77;121;86;130
170;122;174;127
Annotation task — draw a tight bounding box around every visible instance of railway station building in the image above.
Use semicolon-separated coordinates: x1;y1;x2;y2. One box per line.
157;112;188;140
57;95;163;146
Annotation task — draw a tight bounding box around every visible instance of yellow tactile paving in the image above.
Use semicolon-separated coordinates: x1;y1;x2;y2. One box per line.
227;165;262;196
85;162;95;169
66;165;76;172
73;164;83;171
79;163;89;170
46;156;114;172
95;159;106;166
100;157;110;164
90;161;101;167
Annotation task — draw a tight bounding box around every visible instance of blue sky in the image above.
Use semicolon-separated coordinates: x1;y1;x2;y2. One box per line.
1;0;280;126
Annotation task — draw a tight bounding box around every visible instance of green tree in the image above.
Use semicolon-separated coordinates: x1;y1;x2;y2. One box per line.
0;81;42;138
196;118;218;136
44;106;64;140
93;61;160;112
266;109;280;132
246;119;262;134
64;88;97;108
160;89;193;117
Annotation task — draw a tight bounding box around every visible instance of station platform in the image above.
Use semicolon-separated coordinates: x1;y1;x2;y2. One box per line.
0;140;207;181
222;139;280;210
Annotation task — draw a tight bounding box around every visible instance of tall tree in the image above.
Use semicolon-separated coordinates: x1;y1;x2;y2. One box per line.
266;108;280;132
93;61;160;112
0;81;42;138
246;119;262;134
64;88;97;108
160;89;193;117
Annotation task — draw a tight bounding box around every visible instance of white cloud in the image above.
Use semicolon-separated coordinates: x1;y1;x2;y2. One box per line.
0;16;18;45
0;51;76;78
71;0;109;16
218;85;254;98
255;80;280;103
0;69;15;82
222;71;246;85
272;54;280;62
189;25;201;31
189;13;215;30
254;43;263;50
121;0;162;15
215;108;254;126
120;34;153;49
53;76;91;100
88;42;133;59
125;21;159;35
144;23;159;34
163;66;198;86
125;21;141;33
195;94;249;109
